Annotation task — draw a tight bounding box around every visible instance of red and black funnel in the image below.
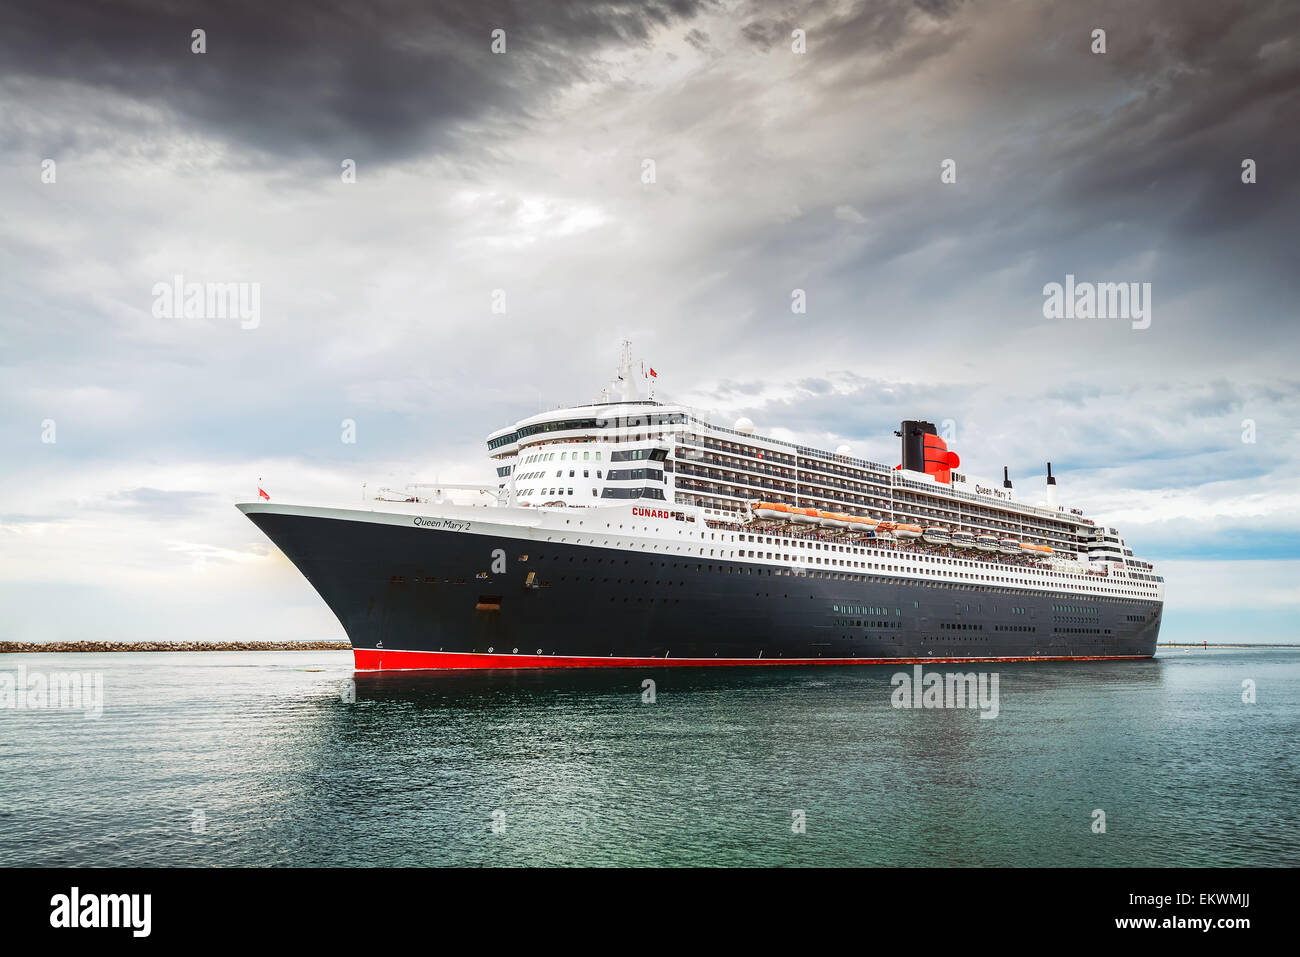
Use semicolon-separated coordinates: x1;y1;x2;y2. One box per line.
897;420;959;484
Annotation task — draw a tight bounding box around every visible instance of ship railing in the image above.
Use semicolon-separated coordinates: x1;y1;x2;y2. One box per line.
723;522;1058;570
374;490;431;503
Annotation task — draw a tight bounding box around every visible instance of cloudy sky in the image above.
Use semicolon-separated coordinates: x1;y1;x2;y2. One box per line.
2;0;1297;643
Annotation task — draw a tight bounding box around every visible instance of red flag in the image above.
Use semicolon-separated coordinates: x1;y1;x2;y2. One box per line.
258;487;270;501
649;367;657;377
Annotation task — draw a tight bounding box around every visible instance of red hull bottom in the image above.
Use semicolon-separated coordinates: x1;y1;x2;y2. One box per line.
353;648;1153;672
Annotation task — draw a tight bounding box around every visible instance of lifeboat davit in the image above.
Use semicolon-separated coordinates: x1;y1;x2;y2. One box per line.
950;531;976;548
922;527;950;545
750;501;791;521
999;538;1021;554
974;534;998;552
893;523;923;540
790;507;821;525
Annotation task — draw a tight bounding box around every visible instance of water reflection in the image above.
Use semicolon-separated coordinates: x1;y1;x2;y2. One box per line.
3;649;1294;867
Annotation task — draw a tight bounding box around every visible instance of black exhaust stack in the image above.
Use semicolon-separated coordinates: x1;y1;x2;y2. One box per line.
1003;466;1013;489
895;420;936;472
1046;462;1056;486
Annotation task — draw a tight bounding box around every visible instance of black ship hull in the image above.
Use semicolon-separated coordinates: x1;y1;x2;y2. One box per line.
242;505;1162;671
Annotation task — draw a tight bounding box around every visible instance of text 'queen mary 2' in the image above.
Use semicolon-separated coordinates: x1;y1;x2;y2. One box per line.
239;344;1163;671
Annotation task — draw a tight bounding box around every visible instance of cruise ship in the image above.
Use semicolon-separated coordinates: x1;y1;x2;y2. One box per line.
239;343;1163;671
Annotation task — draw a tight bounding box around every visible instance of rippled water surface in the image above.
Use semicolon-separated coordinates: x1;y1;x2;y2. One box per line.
1;648;1296;866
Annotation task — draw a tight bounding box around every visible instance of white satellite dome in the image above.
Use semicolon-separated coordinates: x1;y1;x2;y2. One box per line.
836;444;851;455
734;416;755;435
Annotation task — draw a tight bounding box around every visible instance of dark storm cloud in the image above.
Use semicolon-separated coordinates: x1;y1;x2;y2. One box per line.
739;0;968;56
694;0;1300;353
738;18;781;52
684;27;712;52
1038;1;1300;240
0;0;716;164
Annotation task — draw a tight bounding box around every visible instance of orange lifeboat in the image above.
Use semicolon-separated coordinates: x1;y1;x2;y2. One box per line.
893;523;923;540
818;511;853;529
751;501;792;521
790;507;821;525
